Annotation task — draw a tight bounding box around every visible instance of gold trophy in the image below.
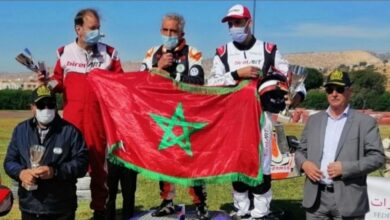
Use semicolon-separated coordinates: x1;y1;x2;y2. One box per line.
24;145;46;191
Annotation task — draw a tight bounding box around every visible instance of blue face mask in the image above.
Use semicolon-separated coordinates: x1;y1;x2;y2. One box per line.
85;29;104;45
229;26;248;43
162;35;179;50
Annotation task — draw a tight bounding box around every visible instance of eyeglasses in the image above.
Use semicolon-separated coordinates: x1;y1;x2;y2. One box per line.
35;100;56;110
325;86;346;94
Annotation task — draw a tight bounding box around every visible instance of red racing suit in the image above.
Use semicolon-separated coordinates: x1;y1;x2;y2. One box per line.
48;40;123;211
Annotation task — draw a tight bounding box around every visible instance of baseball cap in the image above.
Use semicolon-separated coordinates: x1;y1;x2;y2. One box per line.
31;85;55;103
221;4;252;23
324;70;352;87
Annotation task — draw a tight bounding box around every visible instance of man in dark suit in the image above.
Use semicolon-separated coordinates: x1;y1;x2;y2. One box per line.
295;70;385;219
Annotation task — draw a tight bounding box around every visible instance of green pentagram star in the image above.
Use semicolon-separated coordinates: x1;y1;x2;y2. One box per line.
149;103;207;157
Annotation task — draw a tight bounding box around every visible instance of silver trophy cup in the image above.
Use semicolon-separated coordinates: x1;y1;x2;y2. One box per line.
24;145;46;191
278;65;308;122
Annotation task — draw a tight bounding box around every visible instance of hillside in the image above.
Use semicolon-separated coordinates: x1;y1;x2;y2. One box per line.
285;50;390;89
285;50;384;71
2;50;390;90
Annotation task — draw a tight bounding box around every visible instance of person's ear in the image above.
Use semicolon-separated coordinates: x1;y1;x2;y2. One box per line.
75;25;82;35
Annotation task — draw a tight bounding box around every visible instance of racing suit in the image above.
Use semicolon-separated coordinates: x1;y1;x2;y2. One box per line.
47;40;124;212
207;36;305;218
141;39;207;207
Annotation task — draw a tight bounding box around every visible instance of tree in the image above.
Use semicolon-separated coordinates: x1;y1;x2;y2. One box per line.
349;69;387;109
370;92;390;111
304;68;324;91
300;90;328;110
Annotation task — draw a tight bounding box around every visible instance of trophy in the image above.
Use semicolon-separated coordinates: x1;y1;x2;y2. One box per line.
278;65;308;122
15;48;48;81
24;144;46;191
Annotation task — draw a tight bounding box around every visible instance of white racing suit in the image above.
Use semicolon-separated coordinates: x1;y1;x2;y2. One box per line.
207;36;305;218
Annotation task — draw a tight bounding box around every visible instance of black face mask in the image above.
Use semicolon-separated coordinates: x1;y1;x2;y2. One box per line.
261;90;287;113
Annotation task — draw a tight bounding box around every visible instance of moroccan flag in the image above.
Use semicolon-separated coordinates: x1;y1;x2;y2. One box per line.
87;69;263;186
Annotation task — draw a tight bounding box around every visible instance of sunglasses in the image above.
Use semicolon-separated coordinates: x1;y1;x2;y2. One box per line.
325;86;346;94
35;100;56;110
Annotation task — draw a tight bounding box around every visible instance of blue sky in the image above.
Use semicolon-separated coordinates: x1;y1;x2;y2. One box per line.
1;1;390;73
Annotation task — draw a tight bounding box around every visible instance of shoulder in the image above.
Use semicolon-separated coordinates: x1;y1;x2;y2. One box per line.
58;42;77;57
188;46;202;61
12;118;33;134
58;118;83;136
351;110;377;124
144;46;161;58
308;111;326;121
56;45;66;57
216;43;229;57
263;41;277;54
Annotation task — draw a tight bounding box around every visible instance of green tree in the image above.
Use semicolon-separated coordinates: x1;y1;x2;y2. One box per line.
300;90;328;110
370;92;390;111
0;89;31;109
304;68;324;91
349;69;387;109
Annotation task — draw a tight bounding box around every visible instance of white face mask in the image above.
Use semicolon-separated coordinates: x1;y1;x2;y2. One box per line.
229;25;249;43
35;109;55;125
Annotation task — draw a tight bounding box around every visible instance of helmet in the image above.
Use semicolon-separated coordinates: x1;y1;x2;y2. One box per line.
258;73;289;113
0;185;13;216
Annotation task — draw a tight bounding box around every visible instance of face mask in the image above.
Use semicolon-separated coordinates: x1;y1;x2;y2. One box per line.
85;29;104;45
162;35;179;50
35;109;55;125
229;26;249;43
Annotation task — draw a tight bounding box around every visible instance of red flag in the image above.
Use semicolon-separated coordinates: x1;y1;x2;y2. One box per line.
87;69;263;186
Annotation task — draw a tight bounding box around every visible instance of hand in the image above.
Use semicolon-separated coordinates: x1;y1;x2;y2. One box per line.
236;66;260;79
34;166;54;180
302;160;323;182
157;53;173;69
36;71;46;84
327;161;342;179
19;169;38;186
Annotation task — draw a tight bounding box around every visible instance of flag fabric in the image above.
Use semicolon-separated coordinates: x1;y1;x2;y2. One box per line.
87;69;263;186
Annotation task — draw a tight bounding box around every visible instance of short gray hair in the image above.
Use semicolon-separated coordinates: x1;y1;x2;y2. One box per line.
162;13;185;33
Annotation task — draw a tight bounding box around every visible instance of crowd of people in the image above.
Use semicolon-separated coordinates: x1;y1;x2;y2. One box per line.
2;4;385;220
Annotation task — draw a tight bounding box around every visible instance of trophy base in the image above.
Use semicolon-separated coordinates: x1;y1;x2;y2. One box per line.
23;184;38;191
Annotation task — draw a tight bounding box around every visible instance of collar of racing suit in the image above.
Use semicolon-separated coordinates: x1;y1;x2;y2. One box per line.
232;35;256;51
74;38;99;55
162;38;187;53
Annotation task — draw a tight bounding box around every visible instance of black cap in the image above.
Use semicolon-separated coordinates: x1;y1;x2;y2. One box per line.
324;70;352;87
31;85;55;103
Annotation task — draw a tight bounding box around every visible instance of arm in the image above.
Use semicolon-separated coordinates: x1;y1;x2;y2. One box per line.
110;49;124;74
295;117;323;181
341;118;385;179
54;128;89;180
3;128;28;181
207;55;237;86
140;47;155;71
47;49;65;93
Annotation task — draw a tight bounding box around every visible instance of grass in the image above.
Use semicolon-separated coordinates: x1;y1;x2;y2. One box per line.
0;110;388;220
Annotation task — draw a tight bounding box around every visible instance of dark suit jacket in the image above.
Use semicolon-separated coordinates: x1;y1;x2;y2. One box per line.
295;108;385;217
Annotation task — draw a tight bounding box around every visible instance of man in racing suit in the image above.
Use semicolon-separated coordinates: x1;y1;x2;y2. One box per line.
39;9;125;220
207;4;306;220
140;13;208;220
